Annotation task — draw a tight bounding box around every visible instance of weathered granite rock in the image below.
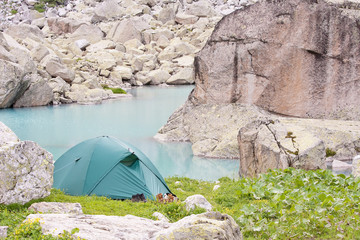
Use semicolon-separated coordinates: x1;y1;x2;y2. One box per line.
47;17;84;34
13;78;53;108
26;211;242;240
332;160;352;171
0;59;31;108
0;226;7;239
92;0;125;23
191;0;360;120
238;118;326;177
46;58;75;83
69;24;104;44
108;19;142;44
4;24;43;41
184;194;213;211
28;202;83;214
156;212;242;240
0;122;19;145
0;122;53;205
30;44;50;62
152;212;169;222
166;68;194;85
352;155;360;178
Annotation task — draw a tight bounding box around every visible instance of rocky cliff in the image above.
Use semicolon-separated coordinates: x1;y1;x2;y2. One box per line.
157;0;360;176
191;0;360;120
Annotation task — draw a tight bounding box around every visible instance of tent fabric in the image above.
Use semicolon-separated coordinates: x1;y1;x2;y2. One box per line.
53;136;171;200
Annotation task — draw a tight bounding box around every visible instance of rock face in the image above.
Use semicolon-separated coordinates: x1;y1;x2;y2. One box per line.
0;59;31;108
191;0;360;120
14;78;54;108
26;211;242;240
0;122;54;205
238;119;325;177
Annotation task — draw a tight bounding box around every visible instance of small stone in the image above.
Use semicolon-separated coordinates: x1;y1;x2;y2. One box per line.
152;212;169;222
184;194;212;211
0;226;8;239
174;181;182;186
75;39;90;51
213;185;220;191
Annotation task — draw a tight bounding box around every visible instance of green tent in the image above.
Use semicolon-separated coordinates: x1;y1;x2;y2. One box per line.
53;136;171;200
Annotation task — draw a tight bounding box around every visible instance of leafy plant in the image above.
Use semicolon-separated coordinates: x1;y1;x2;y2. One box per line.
10;9;17;15
2;170;360;239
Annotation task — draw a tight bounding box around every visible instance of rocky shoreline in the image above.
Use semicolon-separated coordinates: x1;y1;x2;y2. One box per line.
0;0;257;108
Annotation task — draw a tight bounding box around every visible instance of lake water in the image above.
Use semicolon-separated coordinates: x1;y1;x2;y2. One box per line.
0;86;239;181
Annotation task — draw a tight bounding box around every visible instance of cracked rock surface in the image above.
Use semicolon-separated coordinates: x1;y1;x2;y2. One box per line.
0;121;53;205
191;0;360;120
27;211;242;240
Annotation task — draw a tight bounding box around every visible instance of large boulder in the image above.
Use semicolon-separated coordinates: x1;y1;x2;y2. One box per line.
0;122;53;205
91;0;125;23
238;119;325;177
0;59;31;108
107;19;142;44
45;58;75;83
47;18;84;35
69;24;104;44
191;0;360;120
4;24;44;41
13;78;54;108
26;212;242;240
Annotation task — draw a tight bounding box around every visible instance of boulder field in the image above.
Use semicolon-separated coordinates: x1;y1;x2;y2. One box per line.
156;0;360;176
0;0;257;108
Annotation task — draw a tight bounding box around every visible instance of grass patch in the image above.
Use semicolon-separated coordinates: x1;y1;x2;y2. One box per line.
1;169;360;239
101;84;127;94
34;0;66;13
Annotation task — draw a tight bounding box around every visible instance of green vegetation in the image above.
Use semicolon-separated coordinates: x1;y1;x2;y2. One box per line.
1;169;360;239
34;0;66;13
10;9;17;15
326;148;337;157
101;84;127;94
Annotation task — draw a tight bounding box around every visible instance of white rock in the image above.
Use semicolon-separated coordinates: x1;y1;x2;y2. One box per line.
175;13;199;25
173;55;194;67
0;123;54;205
28;202;83;214
152;212;169;222
213;185;221;191
184;194;213;211
352;155;360;178
87;40;116;52
148;69;171;85
166;67;194;85
0;122;19;146
112;66;133;80
75;39;90;51
174;181;182;186
0;226;8;239
26;212;242;240
45;59;75;83
332;160;352;171
70;24;104;44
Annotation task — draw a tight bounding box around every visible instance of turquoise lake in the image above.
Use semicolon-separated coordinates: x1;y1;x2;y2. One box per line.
0;86;239;181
